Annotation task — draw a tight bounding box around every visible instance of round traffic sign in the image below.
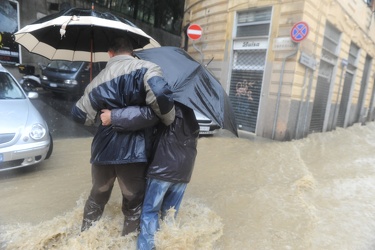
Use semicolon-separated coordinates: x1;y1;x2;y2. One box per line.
290;21;309;43
187;24;203;40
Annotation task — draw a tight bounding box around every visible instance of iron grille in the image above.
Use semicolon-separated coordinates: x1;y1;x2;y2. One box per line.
336;72;353;127
309;23;340;133
229;50;265;132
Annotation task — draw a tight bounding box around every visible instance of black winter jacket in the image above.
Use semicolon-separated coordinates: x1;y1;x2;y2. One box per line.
111;103;199;183
71;55;175;165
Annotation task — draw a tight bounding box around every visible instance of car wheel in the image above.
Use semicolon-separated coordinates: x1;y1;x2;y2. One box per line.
22;79;34;92
45;133;53;159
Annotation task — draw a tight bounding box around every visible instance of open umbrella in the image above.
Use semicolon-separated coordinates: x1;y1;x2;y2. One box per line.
135;46;238;136
14;7;159;63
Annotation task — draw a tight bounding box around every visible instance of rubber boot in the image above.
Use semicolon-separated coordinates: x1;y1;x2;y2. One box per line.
81;198;104;232
122;215;141;235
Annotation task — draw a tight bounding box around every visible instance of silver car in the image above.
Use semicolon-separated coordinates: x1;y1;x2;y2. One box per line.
0;64;53;171
194;110;220;135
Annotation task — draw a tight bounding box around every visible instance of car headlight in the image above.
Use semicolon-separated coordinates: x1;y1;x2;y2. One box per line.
64;79;78;85
29;123;46;140
41;75;48;80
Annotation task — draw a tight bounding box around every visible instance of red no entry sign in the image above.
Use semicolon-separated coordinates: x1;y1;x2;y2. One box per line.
187;24;202;40
291;21;309;42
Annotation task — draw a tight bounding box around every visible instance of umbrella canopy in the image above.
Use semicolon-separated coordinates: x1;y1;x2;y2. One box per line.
14;8;159;62
135;46;238;136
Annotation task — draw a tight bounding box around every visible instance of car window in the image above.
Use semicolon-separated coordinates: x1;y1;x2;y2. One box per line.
93;62;106;75
0;72;25;99
47;61;83;72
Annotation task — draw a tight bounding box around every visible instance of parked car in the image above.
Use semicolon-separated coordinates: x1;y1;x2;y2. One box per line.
194;110;220;135
40;60;106;96
0;64;53;171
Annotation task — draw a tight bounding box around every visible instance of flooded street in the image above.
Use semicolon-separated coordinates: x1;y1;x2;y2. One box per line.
1;122;375;249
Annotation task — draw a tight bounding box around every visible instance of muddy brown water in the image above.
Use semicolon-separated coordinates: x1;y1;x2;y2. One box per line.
1;124;375;249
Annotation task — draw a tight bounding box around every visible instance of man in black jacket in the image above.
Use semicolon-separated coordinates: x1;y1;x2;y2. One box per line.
71;37;175;236
100;102;199;249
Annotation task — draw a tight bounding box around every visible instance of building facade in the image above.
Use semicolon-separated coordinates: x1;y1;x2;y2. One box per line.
183;0;375;140
2;0;181;77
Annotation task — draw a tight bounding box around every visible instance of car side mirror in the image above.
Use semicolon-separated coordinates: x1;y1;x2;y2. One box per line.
38;63;46;71
27;92;39;99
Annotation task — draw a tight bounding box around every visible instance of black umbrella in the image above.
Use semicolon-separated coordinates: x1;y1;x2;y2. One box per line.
135;46;238;136
14;7;159;63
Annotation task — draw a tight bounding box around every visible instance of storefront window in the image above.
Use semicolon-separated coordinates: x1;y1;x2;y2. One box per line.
229;7;272;133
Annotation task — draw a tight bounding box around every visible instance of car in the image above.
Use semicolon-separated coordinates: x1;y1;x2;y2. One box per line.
40;60;106;96
194;110;220;135
0;63;53;171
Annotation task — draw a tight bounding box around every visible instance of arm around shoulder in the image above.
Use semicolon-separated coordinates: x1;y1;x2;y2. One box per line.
111;106;159;132
144;67;176;126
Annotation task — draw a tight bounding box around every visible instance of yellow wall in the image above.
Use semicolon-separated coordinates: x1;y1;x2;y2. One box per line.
183;0;375;139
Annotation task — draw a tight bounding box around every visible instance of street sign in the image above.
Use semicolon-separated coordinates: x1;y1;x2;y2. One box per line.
272;37;298;51
299;51;316;70
187;24;203;40
290;21;309;43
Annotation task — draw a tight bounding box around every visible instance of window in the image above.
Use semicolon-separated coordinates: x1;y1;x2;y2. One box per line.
91;0;184;35
49;3;59;11
309;22;341;132
236;8;272;37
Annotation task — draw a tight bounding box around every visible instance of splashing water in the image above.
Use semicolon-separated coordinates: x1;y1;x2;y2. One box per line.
1;123;375;249
0;198;222;250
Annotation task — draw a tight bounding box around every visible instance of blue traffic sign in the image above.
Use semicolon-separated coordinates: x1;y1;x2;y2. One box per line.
291;21;309;43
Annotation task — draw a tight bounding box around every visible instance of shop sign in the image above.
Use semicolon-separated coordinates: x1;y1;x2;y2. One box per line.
233;38;268;50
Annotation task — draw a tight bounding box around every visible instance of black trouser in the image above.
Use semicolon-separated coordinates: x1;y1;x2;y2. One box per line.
81;162;147;235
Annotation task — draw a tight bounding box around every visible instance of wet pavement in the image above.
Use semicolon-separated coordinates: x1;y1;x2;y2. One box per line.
2;122;375;249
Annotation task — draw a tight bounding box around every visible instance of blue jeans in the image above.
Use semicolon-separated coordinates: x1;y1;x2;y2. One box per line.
137;178;187;250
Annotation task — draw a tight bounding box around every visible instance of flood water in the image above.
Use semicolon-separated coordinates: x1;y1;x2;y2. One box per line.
1;123;375;249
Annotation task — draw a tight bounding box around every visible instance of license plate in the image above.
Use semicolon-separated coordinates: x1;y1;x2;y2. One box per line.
0;153;3;162
50;83;57;87
200;126;210;132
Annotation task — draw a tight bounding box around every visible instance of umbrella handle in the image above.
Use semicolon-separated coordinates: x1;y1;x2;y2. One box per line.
90;39;93;81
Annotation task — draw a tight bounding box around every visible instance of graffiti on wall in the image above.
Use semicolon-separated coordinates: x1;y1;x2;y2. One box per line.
229;70;262;132
235;79;254;101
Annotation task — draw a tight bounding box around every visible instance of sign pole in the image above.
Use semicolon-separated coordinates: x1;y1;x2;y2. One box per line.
187;24;204;64
272;43;300;140
272;21;309;140
192;42;203;64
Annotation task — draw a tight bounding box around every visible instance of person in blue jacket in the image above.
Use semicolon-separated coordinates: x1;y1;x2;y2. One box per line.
71;37;175;236
100;102;199;249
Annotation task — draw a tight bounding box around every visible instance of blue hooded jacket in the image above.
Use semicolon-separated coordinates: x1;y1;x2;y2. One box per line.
71;55;175;165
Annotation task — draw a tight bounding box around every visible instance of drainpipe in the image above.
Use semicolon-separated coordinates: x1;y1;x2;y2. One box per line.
332;59;347;128
271;44;299;140
295;67;309;139
302;69;314;137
